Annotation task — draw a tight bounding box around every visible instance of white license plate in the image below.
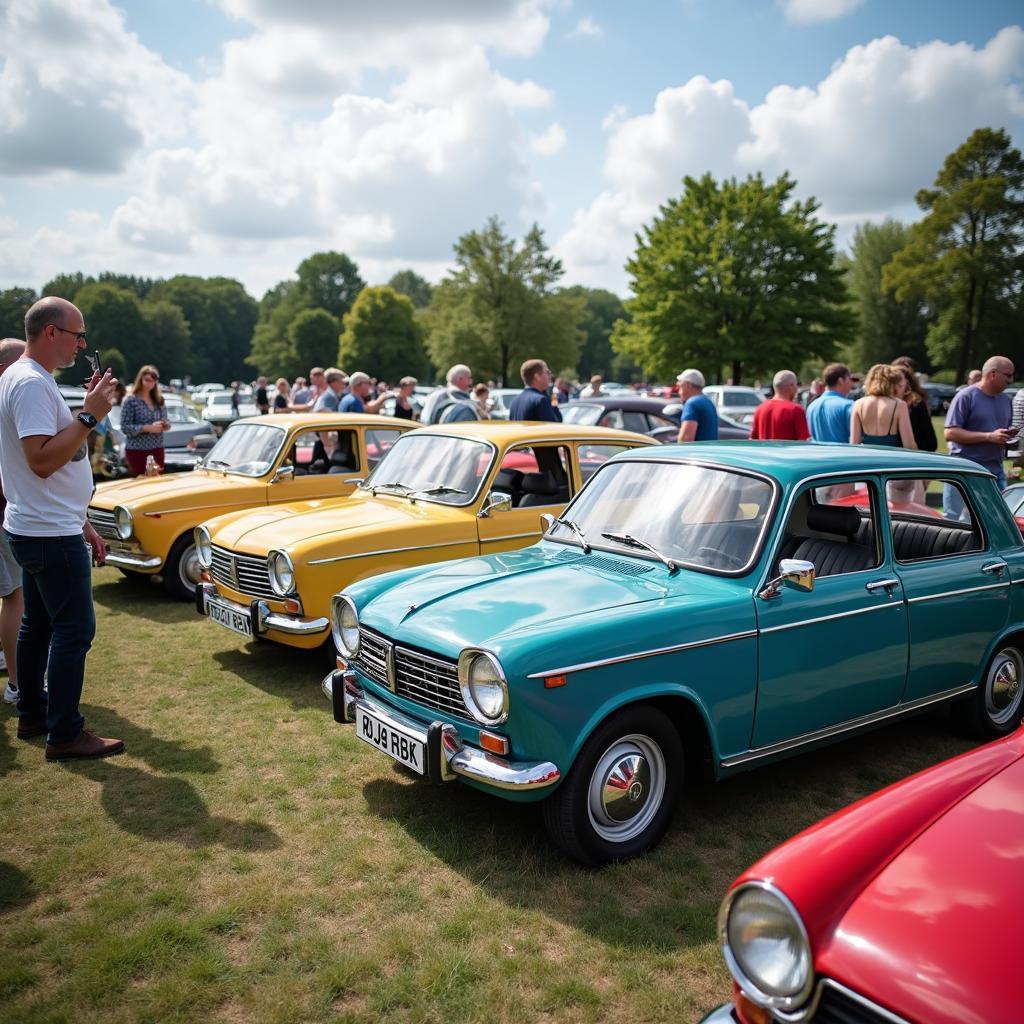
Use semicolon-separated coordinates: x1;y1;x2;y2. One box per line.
207;596;252;637
355;706;425;775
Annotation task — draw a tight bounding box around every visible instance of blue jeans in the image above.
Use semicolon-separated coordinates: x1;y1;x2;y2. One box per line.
943;463;1005;522
6;532;96;743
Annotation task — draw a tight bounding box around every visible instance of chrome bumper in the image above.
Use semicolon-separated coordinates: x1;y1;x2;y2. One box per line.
196;582;329;636
696;1006;737;1024
322;669;561;792
104;551;162;570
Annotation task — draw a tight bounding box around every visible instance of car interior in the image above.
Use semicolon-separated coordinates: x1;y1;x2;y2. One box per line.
492;446;572;508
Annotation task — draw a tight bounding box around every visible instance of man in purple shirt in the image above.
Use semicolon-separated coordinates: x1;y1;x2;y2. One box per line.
508;359;562;422
943;355;1015;519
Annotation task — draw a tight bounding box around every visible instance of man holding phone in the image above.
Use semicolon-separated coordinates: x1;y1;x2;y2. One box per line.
0;296;124;760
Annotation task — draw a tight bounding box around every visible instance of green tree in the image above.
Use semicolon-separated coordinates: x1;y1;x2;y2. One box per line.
339;286;428;382
387;269;434;309
844;220;930;371
41;272;93;301
296;251;365;319
98;272;156;300
0;286;37;339
74;283;147;370
100;347;128;382
288;308;341;378
424;216;582;384
141;300;192;378
559;286;643;382
247;281;308;378
884;128;1024;382
613;172;854;384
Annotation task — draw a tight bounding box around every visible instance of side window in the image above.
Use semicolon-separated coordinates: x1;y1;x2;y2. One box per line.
578;444;634;483
620;411;648;434
366;429;402;471
601;409;624;429
289;430;320;473
303;429;360;474
890;478;982;562
495;445;571;508
647;414;677;432
777;481;880;576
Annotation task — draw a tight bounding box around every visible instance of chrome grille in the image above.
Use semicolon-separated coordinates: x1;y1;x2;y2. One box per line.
209;545;274;599
356;629;391;688
813;980;910;1024
87;507;118;541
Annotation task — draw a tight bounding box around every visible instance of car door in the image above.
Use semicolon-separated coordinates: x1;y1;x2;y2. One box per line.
266;427;363;503
890;475;1011;703
752;477;910;749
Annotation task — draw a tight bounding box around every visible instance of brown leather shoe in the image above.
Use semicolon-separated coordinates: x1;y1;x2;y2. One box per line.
45;729;125;762
16;715;47;740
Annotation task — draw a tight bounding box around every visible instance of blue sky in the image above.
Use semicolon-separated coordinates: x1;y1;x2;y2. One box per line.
1;0;1021;299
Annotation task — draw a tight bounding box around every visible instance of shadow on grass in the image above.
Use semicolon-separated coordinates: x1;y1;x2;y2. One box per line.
0;861;36;914
361;709;972;953
212;644;331;712
91;571;196;624
0;712;17;778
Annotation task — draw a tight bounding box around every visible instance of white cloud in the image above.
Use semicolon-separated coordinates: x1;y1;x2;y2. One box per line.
779;0;865;25
557;26;1024;291
531;122;567;156
570;17;603;37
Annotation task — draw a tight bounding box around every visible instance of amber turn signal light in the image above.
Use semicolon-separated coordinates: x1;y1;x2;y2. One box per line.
544;674;568;689
479;731;509;755
734;987;772;1024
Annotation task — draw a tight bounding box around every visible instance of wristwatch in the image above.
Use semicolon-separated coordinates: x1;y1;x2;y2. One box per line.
77;411;98;430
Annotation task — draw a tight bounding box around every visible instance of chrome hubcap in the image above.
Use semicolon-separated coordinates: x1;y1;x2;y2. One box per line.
587;733;666;843
180;544;201;591
987;649;1023;725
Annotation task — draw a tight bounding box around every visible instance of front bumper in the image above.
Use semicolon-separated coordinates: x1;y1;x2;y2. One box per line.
195;582;329;636
322;669;561;792
104;550;162;570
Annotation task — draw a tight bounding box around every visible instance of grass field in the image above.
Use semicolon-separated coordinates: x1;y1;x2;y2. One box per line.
0;562;978;1024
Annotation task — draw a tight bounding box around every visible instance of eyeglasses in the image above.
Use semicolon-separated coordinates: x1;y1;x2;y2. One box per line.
144;373;159;381
54;325;88;342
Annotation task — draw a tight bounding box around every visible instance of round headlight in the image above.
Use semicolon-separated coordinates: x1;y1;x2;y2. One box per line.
268;550;296;596
720;882;812;1010
458;650;508;725
194;526;212;568
331;595;360;658
114;505;133;541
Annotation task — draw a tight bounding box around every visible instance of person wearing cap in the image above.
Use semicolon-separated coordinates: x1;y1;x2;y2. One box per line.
339;371;391;414
750;370;810;441
676;369;718;442
313;368;349;412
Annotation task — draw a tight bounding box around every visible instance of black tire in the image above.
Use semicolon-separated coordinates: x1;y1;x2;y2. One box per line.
962;644;1024;739
163;533;202;601
541;705;683;867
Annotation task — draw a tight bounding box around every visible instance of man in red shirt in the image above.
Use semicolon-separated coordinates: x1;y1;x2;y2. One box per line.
750;370;811;440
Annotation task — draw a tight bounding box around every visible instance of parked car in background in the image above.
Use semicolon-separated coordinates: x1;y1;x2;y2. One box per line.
486;389;522;420
563;395;750;442
920;381;957;414
192;382;227;398
702;385;764;425
197;423;655;653
58;384;87;411
107;396;215;472
201;391;260;431
88;414;415;600
703;726;1024;1024
325;443;1024;865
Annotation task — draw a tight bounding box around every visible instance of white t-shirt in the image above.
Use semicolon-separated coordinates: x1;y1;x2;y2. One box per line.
0;357;93;536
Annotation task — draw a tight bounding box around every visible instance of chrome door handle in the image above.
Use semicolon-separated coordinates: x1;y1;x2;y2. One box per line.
865;578;901;593
981;561;1008;575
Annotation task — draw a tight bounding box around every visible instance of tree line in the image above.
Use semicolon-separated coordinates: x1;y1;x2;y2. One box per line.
0;126;1019;387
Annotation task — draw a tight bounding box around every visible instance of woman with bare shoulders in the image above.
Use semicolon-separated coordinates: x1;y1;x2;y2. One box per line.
850;363;917;450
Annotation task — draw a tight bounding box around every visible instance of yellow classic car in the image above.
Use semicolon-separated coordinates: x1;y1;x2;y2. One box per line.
194;421;655;651
87;413;416;599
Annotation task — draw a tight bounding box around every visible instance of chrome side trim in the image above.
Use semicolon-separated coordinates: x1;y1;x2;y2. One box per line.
103;552;163;571
308;539;471;566
526;629;758;678
479;531;538;543
906;582;1008;604
759;601;901;634
720;682;976;768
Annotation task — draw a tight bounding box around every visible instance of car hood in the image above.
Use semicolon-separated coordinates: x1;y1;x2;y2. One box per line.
92;468;260;511
815;752;1024;1024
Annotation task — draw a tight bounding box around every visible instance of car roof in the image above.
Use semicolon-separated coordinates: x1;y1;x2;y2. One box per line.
570;396;675;413
613;440;992;482
412;420;655;445
233;412;420;430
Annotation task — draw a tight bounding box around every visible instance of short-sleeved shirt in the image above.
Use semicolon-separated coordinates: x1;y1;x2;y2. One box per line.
313;388;342;413
807;390;853;443
750;398;810;441
681;393;718;441
338;392;364;414
508;387;562;422
0;357;93;536
945;385;1012;474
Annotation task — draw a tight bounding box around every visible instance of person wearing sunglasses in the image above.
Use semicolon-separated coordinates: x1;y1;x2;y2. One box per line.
120;365;170;476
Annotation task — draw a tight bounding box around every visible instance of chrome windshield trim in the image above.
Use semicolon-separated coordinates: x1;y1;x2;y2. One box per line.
759;601;901;634
308;539;470;566
720;682;976;769
526;629;758;678
907;582;1008;603
143;503;245;517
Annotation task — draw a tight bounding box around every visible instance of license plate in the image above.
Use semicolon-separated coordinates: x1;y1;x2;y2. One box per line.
355;706;425;775
207;596;252;637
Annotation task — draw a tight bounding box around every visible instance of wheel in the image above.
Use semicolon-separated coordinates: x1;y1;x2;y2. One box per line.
962;644;1024;739
541;705;682;867
163;533;202;601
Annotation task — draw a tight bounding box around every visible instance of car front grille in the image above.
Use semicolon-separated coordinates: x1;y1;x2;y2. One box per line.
209;545;274;599
87;507;118;541
812;980;910;1024
355;627;469;721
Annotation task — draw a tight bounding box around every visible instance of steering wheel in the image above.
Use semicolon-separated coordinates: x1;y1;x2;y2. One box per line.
694;546;745;569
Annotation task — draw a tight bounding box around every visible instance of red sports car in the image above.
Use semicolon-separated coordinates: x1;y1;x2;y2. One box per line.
702;726;1024;1024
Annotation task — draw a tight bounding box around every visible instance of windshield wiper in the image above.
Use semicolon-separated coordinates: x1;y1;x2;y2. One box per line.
411;483;468;497
205;459;230;471
601;531;679;573
371;481;414;496
556;516;591;553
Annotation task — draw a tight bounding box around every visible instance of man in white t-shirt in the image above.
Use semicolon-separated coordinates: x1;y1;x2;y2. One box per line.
0;296;123;760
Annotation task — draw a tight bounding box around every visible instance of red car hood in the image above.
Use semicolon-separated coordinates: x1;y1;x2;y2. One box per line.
817;754;1024;1024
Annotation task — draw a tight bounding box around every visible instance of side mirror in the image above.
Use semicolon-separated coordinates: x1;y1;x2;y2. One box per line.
272;464;295;483
759;558;815;600
540;512;556;533
477;491;513;518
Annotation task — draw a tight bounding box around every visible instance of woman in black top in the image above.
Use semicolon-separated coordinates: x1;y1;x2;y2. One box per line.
894;363;937;452
394;376;417;420
273;377;291;412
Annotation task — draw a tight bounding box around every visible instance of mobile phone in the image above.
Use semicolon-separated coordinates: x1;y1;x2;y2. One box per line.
86;350;105;377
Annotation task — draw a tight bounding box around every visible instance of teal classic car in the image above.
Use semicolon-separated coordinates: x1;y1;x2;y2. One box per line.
323;444;1024;865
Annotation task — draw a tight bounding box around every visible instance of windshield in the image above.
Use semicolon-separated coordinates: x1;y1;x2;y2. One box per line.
725;391;763;407
201;423;286;476
362;433;494;506
164;404;196;424
548;460;775;574
560;403;603;426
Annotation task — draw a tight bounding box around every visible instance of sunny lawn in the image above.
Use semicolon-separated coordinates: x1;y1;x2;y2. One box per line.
0;560;976;1024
